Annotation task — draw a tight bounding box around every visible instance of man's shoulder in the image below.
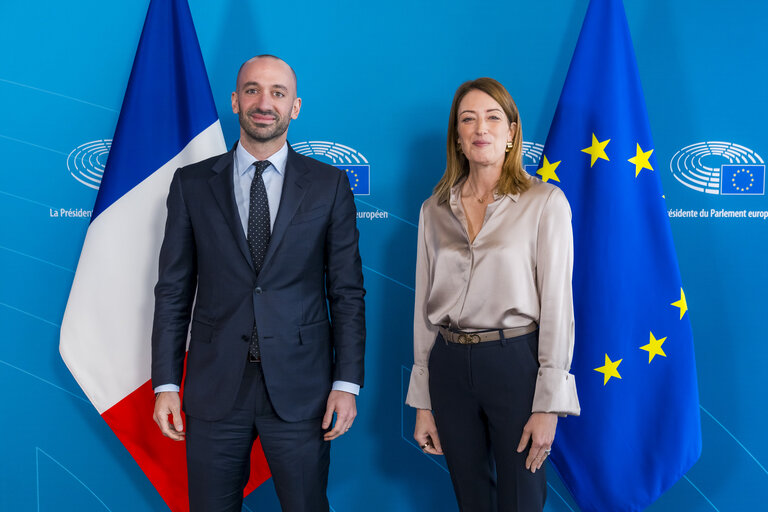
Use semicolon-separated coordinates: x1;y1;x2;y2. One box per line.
289;149;344;181
176;151;231;179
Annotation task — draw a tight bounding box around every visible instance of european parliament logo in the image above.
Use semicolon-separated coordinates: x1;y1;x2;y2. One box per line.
67;139;112;189
669;141;765;195
293;141;370;195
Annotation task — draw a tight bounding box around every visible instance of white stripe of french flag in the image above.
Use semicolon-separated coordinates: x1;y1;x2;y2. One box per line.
59;1;270;510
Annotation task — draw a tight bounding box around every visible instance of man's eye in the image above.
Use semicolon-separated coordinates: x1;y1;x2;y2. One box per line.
273;91;284;98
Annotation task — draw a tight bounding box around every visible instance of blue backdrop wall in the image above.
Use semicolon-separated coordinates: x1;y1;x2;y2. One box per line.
1;1;766;510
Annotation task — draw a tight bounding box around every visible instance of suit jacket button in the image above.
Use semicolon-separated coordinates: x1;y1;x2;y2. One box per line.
255;287;262;294
241;335;249;342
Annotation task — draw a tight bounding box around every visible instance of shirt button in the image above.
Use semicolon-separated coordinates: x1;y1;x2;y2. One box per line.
255;287;263;294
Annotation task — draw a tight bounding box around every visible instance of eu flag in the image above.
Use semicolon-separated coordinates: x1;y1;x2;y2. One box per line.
538;1;702;510
336;164;371;195
720;164;765;195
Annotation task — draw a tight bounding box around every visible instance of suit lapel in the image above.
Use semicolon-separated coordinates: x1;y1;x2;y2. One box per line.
208;149;254;271
262;147;310;270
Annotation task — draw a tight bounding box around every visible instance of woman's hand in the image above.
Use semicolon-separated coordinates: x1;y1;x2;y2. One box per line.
414;409;444;455
517;412;558;473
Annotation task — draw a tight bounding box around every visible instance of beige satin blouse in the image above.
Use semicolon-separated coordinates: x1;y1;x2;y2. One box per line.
405;176;580;416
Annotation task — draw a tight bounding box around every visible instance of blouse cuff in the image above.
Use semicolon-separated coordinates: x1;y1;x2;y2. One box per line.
405;364;431;410
532;367;581;416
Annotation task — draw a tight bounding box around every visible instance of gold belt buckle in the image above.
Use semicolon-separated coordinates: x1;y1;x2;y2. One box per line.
457;333;481;344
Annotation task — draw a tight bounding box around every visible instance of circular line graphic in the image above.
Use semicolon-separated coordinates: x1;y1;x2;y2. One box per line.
292;141;368;164
522;142;544;168
67;139;111;189
293;141;370;195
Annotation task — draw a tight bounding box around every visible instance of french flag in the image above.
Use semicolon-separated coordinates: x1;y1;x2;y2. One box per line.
59;1;270;510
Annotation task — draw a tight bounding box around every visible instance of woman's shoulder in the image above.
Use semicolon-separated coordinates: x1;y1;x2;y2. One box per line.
420;194;444;215
520;175;569;206
417;194;457;231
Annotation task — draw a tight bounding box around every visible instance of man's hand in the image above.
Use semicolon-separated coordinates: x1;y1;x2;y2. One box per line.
414;409;443;455
322;390;356;441
517;412;558;473
153;391;185;441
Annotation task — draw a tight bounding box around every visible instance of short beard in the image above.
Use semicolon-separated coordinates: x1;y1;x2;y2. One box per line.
239;108;291;143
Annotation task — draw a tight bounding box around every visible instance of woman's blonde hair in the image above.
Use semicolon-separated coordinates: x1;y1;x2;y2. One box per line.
434;77;530;204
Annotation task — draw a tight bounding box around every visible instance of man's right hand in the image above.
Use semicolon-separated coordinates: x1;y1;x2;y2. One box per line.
153;391;185;441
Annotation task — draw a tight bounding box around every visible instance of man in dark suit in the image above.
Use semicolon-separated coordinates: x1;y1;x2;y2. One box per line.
151;55;365;512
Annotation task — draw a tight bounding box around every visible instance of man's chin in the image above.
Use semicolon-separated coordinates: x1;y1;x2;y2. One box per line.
244;126;288;144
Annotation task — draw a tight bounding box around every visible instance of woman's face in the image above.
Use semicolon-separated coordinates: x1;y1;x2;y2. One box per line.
456;89;516;169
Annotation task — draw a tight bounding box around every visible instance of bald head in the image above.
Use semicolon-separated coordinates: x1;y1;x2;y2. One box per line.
231;54;302;157
236;55;297;94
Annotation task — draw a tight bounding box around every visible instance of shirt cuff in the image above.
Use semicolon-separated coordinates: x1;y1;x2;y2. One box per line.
154;384;180;394
532;368;581;416
405;364;431;410
332;380;360;395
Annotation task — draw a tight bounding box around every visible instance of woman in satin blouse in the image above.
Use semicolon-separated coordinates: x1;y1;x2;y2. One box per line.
406;78;580;511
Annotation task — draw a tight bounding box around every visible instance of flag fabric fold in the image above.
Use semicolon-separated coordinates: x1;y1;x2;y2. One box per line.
59;1;270;510
538;0;702;510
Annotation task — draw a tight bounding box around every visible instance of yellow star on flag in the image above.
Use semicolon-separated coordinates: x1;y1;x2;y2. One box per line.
581;133;610;167
671;288;688;320
628;143;654;177
594;354;622;385
640;331;667;363
537;156;561;183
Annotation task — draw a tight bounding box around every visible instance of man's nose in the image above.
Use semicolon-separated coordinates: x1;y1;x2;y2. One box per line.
256;93;271;110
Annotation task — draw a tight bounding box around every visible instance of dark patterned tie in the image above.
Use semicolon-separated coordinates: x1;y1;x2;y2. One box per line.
247;160;271;362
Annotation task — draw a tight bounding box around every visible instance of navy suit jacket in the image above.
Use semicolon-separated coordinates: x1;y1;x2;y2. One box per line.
151;144;366;422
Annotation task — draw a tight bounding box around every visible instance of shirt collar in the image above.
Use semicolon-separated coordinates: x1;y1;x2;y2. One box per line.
234;141;288;177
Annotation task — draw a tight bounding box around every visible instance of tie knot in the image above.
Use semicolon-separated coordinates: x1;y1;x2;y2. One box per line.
253;160;271;176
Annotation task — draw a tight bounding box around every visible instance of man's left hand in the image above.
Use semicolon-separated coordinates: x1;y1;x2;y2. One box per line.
322;390;357;441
